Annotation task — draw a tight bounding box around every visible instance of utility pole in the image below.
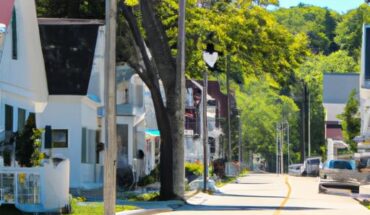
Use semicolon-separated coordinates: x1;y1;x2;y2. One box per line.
308;89;311;158
202;71;208;192
226;54;231;162
238;114;242;164
301;83;307;163
276;123;279;174
280;123;284;173
287;122;290;166
104;0;117;214
173;0;186;198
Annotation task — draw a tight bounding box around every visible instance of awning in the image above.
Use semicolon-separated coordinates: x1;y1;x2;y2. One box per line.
145;129;160;137
332;140;348;149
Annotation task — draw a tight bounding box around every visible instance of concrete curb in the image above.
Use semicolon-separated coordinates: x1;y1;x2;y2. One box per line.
116;208;172;215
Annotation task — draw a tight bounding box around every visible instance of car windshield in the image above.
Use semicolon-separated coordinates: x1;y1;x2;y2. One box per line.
328;160;353;170
308;159;320;164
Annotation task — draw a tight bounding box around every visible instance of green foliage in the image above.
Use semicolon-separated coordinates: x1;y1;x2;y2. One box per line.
35;0;105;19
335;4;370;61
235;76;299;164
157;0;309;84
338;89;361;152
16;115;37;167
273;4;340;54
185;162;204;176
31;128;45;167
137;166;159;186
361;200;370;210
215;176;237;188
71;197;138;214
127;192;160;201
317;50;359;73
293;55;327;158
15;115;45;167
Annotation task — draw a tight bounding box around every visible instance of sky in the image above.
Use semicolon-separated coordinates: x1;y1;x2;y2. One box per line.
277;0;365;13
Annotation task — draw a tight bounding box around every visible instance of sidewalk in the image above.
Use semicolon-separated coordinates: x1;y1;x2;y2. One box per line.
115;192;201;215
116;200;184;215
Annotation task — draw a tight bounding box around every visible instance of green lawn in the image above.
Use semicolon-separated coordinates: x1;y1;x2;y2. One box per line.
361;201;370;209
0;199;139;215
71;198;138;214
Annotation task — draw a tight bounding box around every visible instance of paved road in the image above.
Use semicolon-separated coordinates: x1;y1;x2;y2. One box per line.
158;173;370;215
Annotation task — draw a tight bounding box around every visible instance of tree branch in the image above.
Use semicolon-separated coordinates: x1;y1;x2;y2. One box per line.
119;1;161;90
140;0;177;94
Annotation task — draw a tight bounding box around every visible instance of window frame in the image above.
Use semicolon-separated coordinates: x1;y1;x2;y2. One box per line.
51;129;68;148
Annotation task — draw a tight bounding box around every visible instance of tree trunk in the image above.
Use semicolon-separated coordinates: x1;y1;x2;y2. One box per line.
119;1;185;200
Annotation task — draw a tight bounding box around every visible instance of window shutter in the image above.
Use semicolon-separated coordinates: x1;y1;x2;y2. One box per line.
44;125;52;149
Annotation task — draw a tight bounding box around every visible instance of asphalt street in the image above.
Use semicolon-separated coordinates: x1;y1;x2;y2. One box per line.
158;173;370;215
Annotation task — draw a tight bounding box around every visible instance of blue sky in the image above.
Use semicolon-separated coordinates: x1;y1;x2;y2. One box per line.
277;0;365;13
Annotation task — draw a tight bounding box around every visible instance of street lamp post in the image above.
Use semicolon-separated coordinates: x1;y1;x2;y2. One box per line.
276;120;289;174
237;114;242;164
202;47;218;192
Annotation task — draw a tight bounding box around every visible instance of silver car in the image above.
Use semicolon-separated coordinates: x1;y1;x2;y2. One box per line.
319;159;360;193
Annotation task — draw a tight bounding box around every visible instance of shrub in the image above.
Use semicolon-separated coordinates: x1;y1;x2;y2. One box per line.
16;115;36;167
137;165;159;186
185;162;204;176
128;192;159;201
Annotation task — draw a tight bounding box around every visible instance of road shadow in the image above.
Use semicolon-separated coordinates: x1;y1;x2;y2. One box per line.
214;193;285;199
234;182;270;185
176;204;328;211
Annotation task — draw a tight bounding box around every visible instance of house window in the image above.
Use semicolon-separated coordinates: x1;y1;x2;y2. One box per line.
52;129;68;148
81;128;96;164
5;105;13;131
17;108;26;132
12;9;17;60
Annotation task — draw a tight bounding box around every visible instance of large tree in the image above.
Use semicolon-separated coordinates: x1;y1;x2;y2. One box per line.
338;89;361;152
118;0;187;200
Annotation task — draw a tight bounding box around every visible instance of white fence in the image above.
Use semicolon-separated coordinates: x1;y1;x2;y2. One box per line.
0;158;69;213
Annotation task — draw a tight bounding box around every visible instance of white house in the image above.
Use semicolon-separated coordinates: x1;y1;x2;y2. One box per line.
116;65;146;175
1;0;162;192
357;25;370;153
0;0;105;189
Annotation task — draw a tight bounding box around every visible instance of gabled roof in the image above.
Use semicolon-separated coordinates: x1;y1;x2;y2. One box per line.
38;18;103;95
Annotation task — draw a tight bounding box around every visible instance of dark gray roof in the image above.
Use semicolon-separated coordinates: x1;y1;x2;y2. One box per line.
323;73;359;104
38;20;101;95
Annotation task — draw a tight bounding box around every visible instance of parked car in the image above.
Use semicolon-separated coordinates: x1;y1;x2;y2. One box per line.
357;156;370;173
319;159;360;193
288;163;303;176
302;157;321;176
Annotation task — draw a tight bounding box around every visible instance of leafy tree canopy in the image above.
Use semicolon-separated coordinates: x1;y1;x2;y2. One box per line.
335;3;370;61
158;0;309;85
273;4;340;55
